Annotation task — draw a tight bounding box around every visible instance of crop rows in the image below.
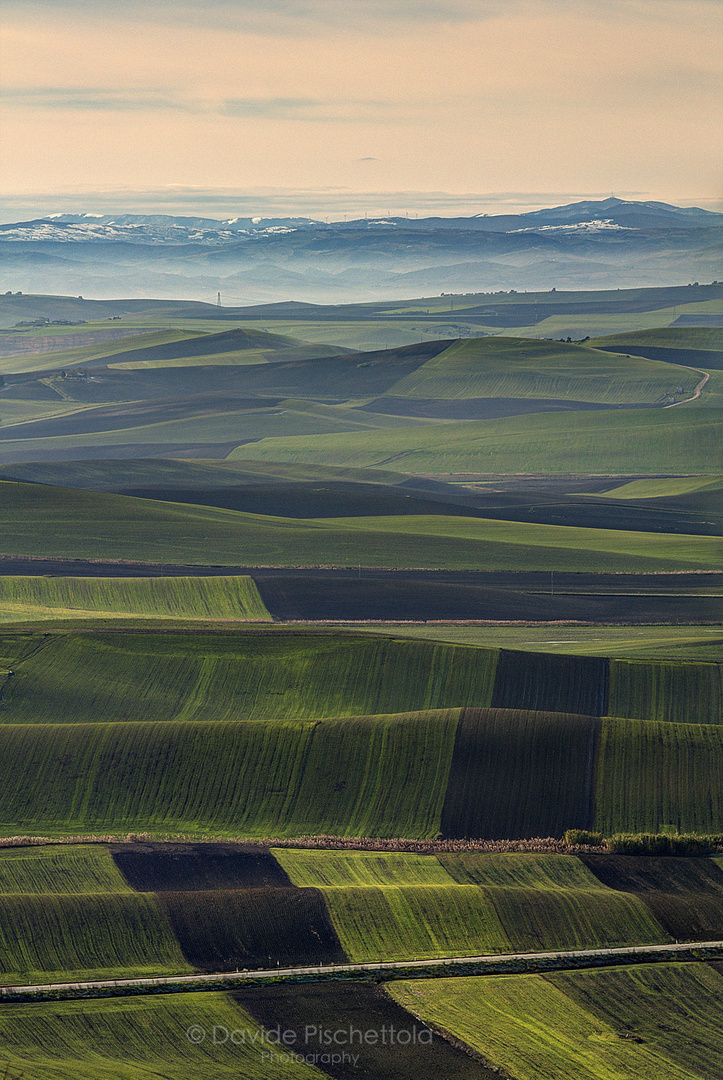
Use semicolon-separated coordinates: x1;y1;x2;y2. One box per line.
390;966;719;1080
2;631;497;724
1;709;721;839
0;575;271;623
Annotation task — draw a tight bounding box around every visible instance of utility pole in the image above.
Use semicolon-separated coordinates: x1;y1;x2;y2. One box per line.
217;292;221;307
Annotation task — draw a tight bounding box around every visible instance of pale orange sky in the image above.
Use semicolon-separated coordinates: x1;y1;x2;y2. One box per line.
1;0;721;218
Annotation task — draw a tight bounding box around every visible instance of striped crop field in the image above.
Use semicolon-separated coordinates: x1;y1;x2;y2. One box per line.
271;849;457;888
290;882;510;962
580;853;723;942
387;337;696;404
0;844;133;894
0;576;271;624
0;628;720;840
1;630;497;724
0;893;190;983
274;849;669;957
0;993;322;1079
437;852;617;889
595;717;723;835
607;659;722;724
548;963;723;1080
389;969;705;1080
0;712;458;837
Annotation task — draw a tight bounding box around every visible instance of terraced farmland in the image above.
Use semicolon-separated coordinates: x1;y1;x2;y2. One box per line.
274;849;670;958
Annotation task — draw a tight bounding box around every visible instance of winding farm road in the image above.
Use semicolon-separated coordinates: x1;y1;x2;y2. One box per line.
2;940;722;1000
663;365;710;407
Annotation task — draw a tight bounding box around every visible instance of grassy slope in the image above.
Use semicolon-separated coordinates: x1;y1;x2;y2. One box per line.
1;481;719;569
389;972;697;1080
0;712;458;838
388;337;696;404
549;963;723;1080
0;845;133;894
595;717;723;835
2;631;497;724
598;475;723;498
346;624;723;663
0;575;271;623
275;850;667;957
0;893;190;982
0;993;323;1079
607;659;722;724
0;330;206;375
227;407;723;475
589;327;723;353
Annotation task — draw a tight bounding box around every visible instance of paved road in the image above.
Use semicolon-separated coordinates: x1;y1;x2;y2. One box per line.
3;940;722;998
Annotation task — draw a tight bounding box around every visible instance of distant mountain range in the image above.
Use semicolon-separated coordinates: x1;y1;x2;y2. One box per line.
1;198;721;302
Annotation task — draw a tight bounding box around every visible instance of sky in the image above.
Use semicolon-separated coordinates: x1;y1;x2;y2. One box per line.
1;0;721;220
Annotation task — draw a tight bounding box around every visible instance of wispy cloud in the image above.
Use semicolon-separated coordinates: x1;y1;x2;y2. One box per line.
1;88;191;112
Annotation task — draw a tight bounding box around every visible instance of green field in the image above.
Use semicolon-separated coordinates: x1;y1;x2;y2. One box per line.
549;963;723;1079
346;624;723;662
390;968;712;1079
388;337;696;404
228;407;723;475
274;849;668;958
0;712;459;837
589;326;723;354
1;628;720;839
0;576;271;623
0;993;323;1079
0;892;190;983
595;717;723;835
598;475;723;498
608;659;721;724
0;631;497;724
2;480;720;570
0;844;133;894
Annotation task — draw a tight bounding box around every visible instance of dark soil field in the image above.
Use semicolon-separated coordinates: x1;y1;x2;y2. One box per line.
234;982;496;1079
491;650;609;715
592;344;723;370
158;887;347;970
580;854;723;942
111;843;293;891
1;558;719;622
440;707;599;840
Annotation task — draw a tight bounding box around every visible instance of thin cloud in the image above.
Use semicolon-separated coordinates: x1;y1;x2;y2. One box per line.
2;88;192;112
